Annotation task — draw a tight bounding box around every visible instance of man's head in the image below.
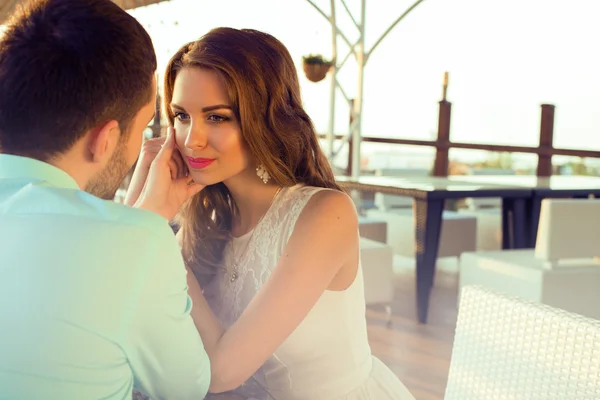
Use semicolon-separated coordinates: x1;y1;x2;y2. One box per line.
0;0;157;199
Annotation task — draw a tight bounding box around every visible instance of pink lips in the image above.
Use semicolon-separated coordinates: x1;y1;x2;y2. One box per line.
187;157;215;169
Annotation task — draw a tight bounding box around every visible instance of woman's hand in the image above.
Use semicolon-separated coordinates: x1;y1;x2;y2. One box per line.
124;131;187;207
134;127;204;221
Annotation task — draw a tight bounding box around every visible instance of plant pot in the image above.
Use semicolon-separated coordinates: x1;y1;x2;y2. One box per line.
303;62;331;83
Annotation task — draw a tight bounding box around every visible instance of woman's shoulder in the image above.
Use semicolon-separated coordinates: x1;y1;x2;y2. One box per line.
279;185;359;270
287;184;348;200
304;188;356;221
285;185;357;230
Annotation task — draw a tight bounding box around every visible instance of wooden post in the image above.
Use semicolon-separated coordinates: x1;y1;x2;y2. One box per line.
537;104;555;177
347;98;355;176
433;72;451;177
347;136;353;176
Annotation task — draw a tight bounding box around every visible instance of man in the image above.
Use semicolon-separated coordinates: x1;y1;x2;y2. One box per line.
0;0;209;399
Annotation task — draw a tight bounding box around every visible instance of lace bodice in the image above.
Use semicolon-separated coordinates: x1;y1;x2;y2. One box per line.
204;184;317;327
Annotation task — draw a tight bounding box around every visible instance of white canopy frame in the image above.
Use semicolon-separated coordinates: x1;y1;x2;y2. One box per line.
305;0;426;179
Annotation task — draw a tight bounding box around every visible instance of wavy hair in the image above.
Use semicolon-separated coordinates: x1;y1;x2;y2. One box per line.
164;27;343;284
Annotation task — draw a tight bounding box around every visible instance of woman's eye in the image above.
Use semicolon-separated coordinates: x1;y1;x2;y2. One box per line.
174;112;190;122
207;114;228;123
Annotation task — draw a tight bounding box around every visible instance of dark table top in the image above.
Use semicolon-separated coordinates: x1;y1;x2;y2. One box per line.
452;175;600;197
335;175;533;200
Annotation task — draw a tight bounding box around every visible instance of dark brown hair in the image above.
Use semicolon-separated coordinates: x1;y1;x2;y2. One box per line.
0;0;157;160
164;27;343;284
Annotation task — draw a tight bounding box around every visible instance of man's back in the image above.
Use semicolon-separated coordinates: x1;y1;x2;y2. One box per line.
0;155;210;399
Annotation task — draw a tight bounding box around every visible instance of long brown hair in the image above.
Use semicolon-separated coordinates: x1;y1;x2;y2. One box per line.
164;27;343;284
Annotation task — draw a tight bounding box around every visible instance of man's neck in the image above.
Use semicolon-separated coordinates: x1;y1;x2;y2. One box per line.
47;144;93;191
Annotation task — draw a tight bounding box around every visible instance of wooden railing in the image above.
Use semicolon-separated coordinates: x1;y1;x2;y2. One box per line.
321;101;600;177
150;90;600;177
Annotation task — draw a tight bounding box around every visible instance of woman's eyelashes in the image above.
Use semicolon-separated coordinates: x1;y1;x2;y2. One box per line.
173;112;230;124
174;111;190;122
207;114;230;123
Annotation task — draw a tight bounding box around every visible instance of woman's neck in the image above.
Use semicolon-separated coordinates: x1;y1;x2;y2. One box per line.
225;171;283;237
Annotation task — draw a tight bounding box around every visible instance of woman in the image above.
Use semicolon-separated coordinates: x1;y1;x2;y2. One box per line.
152;27;413;399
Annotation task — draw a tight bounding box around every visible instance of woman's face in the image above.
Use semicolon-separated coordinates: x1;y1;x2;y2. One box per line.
170;67;250;186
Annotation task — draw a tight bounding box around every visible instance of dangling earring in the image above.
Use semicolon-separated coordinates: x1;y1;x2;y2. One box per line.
256;164;270;184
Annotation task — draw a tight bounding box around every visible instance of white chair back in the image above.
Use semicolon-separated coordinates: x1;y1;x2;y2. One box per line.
535;198;600;262
445;285;600;400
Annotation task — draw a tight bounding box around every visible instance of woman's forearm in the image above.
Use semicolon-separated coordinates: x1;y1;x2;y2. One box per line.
185;269;249;393
186;268;225;357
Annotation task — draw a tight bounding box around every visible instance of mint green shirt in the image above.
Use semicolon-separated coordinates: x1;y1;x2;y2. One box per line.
0;155;210;400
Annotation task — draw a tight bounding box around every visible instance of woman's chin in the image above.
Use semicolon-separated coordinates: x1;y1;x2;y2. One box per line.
189;173;221;187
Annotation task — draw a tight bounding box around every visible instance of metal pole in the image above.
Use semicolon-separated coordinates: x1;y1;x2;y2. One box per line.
351;0;366;180
365;0;427;64
304;0;353;49
304;0;426;173
327;0;337;159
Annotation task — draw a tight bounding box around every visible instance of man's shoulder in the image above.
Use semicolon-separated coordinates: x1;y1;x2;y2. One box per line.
1;183;176;246
56;194;183;277
100;199;169;235
83;196;176;243
41;187;174;241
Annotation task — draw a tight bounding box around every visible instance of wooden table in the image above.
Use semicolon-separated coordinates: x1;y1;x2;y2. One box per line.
336;175;533;324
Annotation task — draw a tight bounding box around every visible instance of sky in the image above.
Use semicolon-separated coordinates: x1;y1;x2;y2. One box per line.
61;0;600;168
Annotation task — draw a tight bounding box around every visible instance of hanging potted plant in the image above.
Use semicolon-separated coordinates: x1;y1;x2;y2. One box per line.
302;54;333;83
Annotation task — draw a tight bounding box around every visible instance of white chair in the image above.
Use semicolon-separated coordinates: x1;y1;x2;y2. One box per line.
367;208;477;259
458;207;502;251
445;285;600;400
360;237;394;325
358;216;387;243
535;198;600;263
459;198;600;320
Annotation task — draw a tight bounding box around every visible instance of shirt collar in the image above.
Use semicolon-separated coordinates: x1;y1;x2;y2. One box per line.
0;154;80;191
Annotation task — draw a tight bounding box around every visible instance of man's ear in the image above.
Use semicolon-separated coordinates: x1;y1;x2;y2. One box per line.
87;120;120;163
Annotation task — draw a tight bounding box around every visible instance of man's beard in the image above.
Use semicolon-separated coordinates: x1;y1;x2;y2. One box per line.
85;143;131;200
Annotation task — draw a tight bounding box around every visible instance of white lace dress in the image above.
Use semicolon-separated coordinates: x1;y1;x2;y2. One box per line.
203;184;415;400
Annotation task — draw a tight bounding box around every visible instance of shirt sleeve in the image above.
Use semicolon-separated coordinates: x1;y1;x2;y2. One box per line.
123;223;211;400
